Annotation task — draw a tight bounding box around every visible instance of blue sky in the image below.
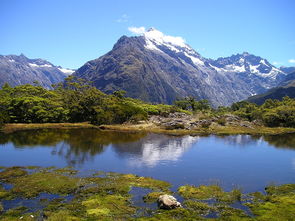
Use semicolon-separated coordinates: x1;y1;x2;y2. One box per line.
0;0;294;69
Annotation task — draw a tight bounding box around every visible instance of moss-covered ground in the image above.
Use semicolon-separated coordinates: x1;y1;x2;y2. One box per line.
0;166;294;220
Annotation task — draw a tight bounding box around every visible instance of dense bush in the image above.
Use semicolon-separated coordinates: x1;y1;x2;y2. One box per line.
0;77;179;125
230;97;295;127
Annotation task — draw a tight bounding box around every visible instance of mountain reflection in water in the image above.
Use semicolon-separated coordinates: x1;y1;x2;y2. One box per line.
1;129;295;192
113;134;199;167
0;129;295;167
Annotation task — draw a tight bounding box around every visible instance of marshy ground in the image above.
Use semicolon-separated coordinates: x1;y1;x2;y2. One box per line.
0;166;294;220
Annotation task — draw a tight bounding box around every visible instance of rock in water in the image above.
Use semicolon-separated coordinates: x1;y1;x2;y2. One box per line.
157;194;182;210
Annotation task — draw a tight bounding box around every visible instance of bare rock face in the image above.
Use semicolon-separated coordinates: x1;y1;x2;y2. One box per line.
157;194;182;210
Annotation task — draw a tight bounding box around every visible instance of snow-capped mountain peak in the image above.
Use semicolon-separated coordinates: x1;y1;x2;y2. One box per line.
144;28;188;49
141;28;205;67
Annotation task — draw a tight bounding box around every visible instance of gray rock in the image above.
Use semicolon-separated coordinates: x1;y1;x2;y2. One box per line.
157;194;182;210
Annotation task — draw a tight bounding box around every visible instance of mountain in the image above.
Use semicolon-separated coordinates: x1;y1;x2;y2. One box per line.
279;71;295;87
280;66;295;74
73;28;287;106
0;54;74;89
247;71;295;104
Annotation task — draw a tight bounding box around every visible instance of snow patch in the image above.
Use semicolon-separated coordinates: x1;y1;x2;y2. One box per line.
260;59;268;66
209;64;223;72
8;59;15;62
29;63;53;68
224;64;245;72
249;64;260;74
29;63;38;67
184;52;204;66
239;58;245;64
58;67;74;75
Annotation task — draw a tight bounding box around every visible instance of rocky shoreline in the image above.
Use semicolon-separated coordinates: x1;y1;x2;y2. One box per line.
2;112;295;135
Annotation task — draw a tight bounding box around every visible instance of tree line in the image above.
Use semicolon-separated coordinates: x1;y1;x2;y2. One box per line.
0;76;295;128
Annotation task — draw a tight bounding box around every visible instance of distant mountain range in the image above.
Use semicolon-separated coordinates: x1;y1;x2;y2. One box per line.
248;71;295;104
73;28;290;106
0;54;74;89
1;28;294;106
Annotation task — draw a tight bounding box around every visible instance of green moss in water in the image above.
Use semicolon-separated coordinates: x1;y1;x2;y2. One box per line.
53;167;78;175
178;185;241;203
137;207;204;221
245;183;295;221
45;210;80;221
0;166;295;220
111;173;171;191
24;166;41;170
215;204;250;220
0;167;27;181
265;183;295;195
0;206;29;219
9;172;80;198
247;194;295;220
83;172;171;197
183;200;213;216
81;194;136;219
0;186;9;199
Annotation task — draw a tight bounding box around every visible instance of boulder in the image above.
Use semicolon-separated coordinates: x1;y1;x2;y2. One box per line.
157;194;182;210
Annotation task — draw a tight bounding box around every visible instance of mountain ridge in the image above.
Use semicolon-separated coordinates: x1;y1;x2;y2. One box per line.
0;54;74;89
73;28;288;106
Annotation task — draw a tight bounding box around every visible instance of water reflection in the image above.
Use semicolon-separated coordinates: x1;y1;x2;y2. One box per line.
262;134;295;149
113;134;199;167
0;129;147;166
215;135;261;146
0;129;295;168
1;129;295;192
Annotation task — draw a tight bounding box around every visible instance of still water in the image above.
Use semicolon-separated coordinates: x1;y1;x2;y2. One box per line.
0;129;295;192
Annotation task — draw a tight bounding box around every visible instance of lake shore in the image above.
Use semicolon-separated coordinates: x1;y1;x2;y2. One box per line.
2;122;295;135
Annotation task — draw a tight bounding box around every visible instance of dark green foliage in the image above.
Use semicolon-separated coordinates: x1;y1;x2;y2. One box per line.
174;97;211;112
0;78;176;125
230;96;295;127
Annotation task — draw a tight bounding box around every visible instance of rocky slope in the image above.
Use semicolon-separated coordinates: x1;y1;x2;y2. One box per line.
73;28;287;106
280;66;295;74
0;54;74;89
248;71;295;104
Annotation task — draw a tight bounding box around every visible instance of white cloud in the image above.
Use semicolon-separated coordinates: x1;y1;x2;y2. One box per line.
272;61;281;66
116;14;129;23
288;59;295;63
128;26;146;35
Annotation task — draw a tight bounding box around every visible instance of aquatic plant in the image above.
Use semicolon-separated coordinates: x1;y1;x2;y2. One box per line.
0;167;294;220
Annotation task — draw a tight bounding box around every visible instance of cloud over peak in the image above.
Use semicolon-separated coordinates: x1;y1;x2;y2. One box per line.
128;26;146;35
128;26;187;48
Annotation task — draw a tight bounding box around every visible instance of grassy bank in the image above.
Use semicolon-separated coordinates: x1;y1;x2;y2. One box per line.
2;122;295;135
1;123;99;133
101;124;295;135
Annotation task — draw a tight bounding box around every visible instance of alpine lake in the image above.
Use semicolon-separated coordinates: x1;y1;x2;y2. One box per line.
0;128;295;220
